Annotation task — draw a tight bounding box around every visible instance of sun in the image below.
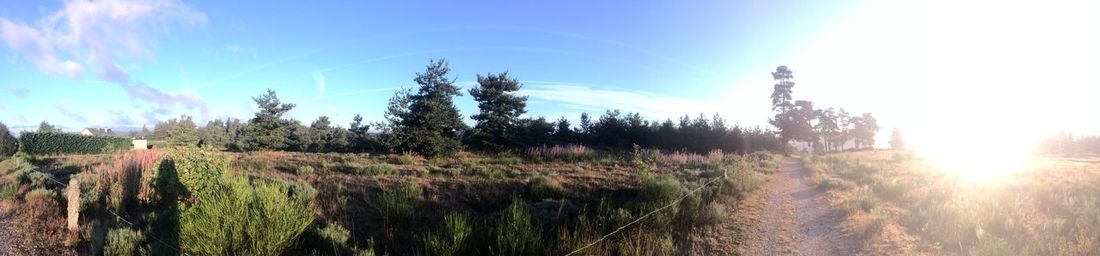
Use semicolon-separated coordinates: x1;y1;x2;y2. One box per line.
908;125;1039;184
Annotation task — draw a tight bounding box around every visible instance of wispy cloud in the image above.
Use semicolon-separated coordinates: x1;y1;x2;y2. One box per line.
0;0;209;123
294;87;401;104
54;102;88;124
313;71;327;96
519;81;714;120
7;87;30;98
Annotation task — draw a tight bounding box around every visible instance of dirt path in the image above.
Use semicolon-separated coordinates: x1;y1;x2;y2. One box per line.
0;208;14;254
691;157;852;255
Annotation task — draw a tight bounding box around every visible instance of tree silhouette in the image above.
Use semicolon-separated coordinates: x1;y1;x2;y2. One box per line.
468;72;528;152
889;127;905;150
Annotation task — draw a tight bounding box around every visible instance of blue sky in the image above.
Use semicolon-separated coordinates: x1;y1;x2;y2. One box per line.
2;0;1098;150
0;0;860;131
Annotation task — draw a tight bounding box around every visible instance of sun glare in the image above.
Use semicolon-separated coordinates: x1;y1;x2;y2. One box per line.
910;125;1038;184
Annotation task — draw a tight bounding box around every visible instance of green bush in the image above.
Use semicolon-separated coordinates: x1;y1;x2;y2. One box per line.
162;149;227;199
493;200;542;256
25;187;57;199
634;175;683;230
105;228;145;256
462;162;505;178
179;176;315;255
297;166;315;176
421;213;472;256
391;154;416;165
526;176;567;200
0;152;34;175
817;177;852;191
316;223;351;245
0;181;20;201
0;122;16;160
17;131;130;155
27;171;55;189
373;182;421;225
355;164;398;176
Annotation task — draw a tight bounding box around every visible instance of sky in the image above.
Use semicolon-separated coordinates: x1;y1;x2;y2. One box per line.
1;0;1098;150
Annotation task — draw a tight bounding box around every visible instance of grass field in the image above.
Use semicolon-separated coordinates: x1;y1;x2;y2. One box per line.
0;148;782;255
807;150;1100;255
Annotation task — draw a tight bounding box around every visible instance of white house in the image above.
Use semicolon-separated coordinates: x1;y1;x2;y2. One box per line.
80;128;113;136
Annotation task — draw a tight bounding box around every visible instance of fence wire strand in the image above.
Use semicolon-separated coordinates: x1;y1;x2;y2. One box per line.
565;170;728;256
40;173;190;256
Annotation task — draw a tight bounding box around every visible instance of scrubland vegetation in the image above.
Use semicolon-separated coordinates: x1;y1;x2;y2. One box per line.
0;144;781;255
807;151;1100;255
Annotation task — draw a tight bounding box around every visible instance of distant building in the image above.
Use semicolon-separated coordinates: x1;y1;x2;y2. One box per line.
80;128;113;136
132;139;148;150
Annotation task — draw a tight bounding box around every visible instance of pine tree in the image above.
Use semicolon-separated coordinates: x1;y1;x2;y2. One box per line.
383;59;467;157
167;115;198;147
468;72;527;152
37;122;61;133
238;89;298;151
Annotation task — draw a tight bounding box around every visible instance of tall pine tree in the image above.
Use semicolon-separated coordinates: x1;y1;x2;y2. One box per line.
468;72;527;152
383;59;467;157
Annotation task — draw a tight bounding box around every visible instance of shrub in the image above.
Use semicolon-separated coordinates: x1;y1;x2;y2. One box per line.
355;164;399;176
525;145;596;162
27;171;55;189
374;182;421;225
817;177;852;191
526;176;567;200
421;213;472;256
162;149;227;200
494;199;542;256
0;181;20;201
91;150;162;211
0;122;16;160
15;193;68;255
635;175;683;230
316;223;351;245
616;229;675;256
555;214;610;255
105;228;145;256
26;187;57;199
83;220;108;256
179;176;315;255
297;166;316;176
844;188;880;214
499;156;522;165
17;131;130;155
389;153;417;165
0;152;34;175
462;162;505;178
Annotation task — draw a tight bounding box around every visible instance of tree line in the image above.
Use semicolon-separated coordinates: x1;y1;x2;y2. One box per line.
1040;132;1100;155
768;66;880;152
134;59;784;157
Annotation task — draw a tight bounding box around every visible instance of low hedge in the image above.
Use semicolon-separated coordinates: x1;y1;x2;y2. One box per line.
18;132;130;155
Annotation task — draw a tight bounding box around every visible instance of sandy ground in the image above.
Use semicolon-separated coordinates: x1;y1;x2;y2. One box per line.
691;158;853;255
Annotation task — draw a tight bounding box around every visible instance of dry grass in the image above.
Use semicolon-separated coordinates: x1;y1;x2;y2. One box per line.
6;148;783;255
810;150;1100;255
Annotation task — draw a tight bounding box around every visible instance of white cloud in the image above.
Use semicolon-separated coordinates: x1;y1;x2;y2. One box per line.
312;71;326;96
520;81;718;121
0;0;209;124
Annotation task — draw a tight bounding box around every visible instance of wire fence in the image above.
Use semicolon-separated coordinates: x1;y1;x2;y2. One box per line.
40;173;189;256
565;170;728;256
